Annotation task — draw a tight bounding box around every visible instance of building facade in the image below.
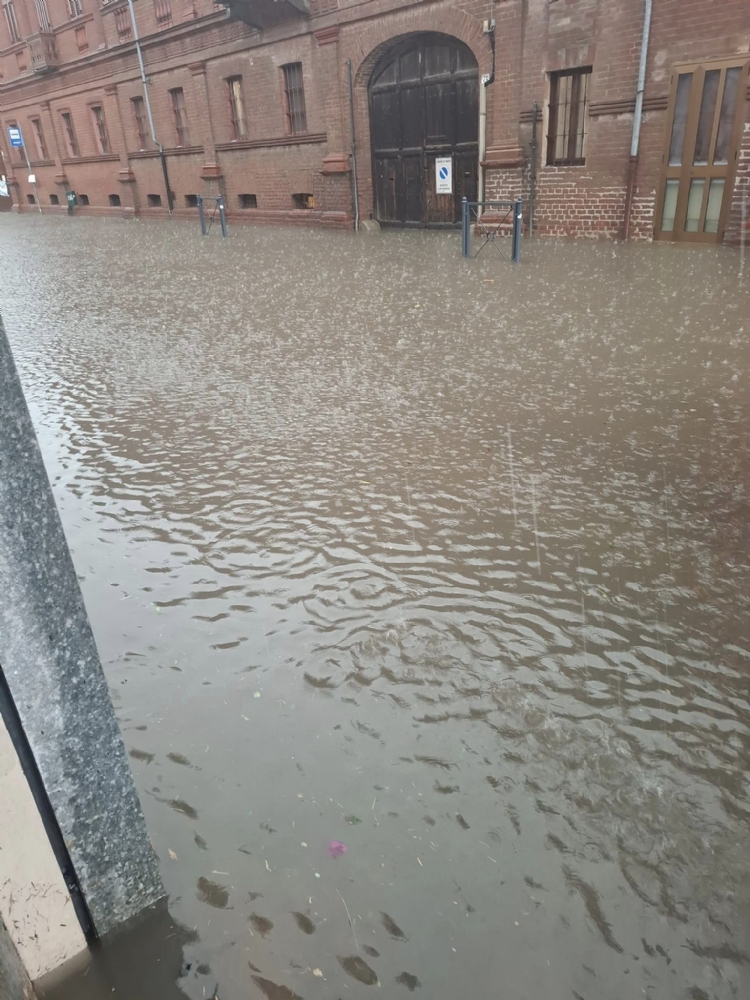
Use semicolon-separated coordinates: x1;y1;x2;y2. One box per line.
0;0;748;242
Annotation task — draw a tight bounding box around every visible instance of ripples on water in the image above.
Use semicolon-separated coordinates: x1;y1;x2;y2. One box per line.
2;216;749;1000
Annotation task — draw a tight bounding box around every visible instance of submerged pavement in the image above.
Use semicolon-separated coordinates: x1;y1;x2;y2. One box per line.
1;214;748;1000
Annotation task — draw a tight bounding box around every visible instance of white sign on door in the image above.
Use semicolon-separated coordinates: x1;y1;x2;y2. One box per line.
0;176;8;198
435;157;452;195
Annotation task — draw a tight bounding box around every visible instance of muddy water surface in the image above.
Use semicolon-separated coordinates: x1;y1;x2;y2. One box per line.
1;215;749;1000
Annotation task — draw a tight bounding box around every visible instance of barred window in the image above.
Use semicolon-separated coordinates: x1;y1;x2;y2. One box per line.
114;7;131;40
546;67;591;166
33;0;51;32
3;1;21;44
282;62;307;135
169;87;190;147
227;76;248;140
154;0;172;28
132;96;149;149
61;112;80;158
67;0;83;17
91;104;110;154
30;117;49;159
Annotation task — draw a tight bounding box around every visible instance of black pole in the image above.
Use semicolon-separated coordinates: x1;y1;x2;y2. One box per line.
197;194;206;236
462;197;469;258
159;150;173;215
512;197;522;263
529;102;538;237
218;197;227;239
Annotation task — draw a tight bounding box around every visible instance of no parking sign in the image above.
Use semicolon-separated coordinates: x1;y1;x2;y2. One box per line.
435;157;452;195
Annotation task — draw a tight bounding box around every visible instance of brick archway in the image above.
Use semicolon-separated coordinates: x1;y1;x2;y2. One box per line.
343;9;491;223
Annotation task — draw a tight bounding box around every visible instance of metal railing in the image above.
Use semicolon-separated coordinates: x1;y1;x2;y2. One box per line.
197;195;227;238
461;197;523;263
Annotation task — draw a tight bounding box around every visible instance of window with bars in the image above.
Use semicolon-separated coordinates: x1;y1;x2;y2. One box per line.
3;1;21;44
30;117;49;159
227;76;248;140
33;0;52;32
131;96;149;149
90;105;110;154
282;62;307;135
169;87;190;146
61;112;80;157
546;67;591;166
114;7;131;40
67;0;82;17
75;24;88;51
153;0;172;28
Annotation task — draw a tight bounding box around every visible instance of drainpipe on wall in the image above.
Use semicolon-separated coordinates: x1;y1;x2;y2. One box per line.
623;0;653;239
127;0;173;216
477;19;496;215
478;78;488;205
346;59;359;232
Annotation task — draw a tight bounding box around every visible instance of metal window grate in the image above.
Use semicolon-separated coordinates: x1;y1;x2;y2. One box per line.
227;76;248;140
114;7;131;40
547;67;591;166
67;0;82;17
33;0;51;32
169;87;190;147
153;0;172;27
91;105;110;154
282;63;307;135
30;117;48;159
131;96;149;149
61;112;79;157
3;1;21;44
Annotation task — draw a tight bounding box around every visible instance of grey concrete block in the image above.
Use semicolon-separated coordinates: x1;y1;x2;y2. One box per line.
0;314;164;936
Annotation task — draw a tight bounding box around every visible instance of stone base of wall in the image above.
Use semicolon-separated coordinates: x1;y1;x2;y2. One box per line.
11;203;354;230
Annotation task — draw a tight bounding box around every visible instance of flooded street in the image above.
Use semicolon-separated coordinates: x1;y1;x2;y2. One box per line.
1;214;749;1000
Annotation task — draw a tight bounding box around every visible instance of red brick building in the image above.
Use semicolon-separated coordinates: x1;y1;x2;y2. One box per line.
0;0;748;242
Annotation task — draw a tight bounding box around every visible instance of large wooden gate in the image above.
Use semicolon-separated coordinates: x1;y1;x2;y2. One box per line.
369;34;479;228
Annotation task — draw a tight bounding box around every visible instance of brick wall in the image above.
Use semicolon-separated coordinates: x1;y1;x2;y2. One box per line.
0;0;748;242
725;120;750;247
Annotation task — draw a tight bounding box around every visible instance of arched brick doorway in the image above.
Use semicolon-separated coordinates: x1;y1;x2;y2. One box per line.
368;33;478;228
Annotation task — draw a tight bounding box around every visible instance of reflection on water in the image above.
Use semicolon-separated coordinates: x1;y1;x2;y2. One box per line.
1;215;749;1000
35;899;198;999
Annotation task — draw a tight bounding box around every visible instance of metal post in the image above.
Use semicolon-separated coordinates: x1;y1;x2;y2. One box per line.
529;102;538;237
19;131;41;214
197;194;206;236
461;196;469;258
218;197;227;238
127;0;172;216
512;197;522;263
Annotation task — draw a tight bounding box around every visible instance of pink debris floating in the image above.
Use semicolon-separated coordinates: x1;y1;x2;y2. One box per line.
327;840;347;859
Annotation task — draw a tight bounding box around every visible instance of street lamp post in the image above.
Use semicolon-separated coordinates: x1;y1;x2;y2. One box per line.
126;0;173;215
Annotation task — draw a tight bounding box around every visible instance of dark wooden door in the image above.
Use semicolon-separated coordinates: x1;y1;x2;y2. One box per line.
369;34;478;228
654;58;749;243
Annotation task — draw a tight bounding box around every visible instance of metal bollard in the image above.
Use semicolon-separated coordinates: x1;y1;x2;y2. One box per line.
461;196;469;259
197;194;207;236
218;198;227;239
511;197;522;263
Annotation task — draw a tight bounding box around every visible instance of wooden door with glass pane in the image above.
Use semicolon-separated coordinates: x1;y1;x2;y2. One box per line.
655;59;749;243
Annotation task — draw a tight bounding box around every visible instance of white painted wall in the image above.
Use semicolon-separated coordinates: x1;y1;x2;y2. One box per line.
0;714;86;981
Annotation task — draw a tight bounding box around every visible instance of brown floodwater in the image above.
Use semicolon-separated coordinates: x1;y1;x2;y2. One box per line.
1;214;749;1000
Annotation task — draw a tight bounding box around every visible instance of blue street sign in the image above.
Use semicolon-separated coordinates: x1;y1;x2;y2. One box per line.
7;126;23;148
439;166;449;180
